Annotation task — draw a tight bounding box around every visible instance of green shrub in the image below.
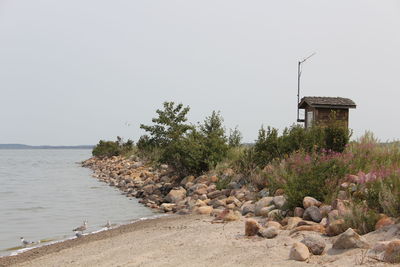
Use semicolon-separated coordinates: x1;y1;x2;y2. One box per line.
254;126;280;166
92;137;134;158
325;124;351;152
282;151;349;209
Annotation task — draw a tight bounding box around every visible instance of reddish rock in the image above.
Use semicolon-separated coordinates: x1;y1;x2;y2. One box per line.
245;219;261;236
384;240;400;263
294;207;304;218
375;216;396;230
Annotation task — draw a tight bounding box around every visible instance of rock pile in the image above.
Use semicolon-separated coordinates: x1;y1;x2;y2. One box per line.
82;156;255;216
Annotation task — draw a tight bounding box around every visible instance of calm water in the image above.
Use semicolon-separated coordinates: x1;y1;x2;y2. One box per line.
0;149;155;255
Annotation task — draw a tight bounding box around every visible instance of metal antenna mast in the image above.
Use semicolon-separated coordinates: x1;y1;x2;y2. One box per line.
297;52;316;122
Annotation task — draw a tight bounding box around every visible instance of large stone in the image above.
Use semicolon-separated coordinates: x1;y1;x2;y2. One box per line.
286;217;303;230
326;219;346;236
160;203;176;212
207;190;224;199
227;196;241;207
375;216;395;230
303;206;322;223
209;198;226;208
289;242;310;261
166;187;187;203
303;196;321;209
301;234;326;255
319;205;332;218
265;221;282;229
195;205;213;215
383;240;400;263
254;197;274;216
223;210;241;221
241;202;256;216
273;195;286;209
245;219;261;236
259;226;278;239
259;205;276;217
290;224;326;235
332;228;369;249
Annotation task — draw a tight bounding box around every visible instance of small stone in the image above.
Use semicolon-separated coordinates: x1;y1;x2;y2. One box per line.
303;206;322;223
303;196;321;209
319;205;332;218
165;187;187;203
254;197;274;216
245;218;261;236
332;228;369;249
267;209;282;220
273;195;286;209
259;205;276;217
265;221;282;229
289;242;310;261
326;219;346;236
207;190;224;199
241;202;256;216
301;234;326;255
195;199;206;207
294;207;304;218
259;226;278;239
160;203;176;212
196;205;213;215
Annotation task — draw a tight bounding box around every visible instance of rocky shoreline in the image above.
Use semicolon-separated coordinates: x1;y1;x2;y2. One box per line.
81;156;400;264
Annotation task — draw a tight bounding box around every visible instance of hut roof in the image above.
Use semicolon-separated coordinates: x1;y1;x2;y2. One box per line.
298;96;356;109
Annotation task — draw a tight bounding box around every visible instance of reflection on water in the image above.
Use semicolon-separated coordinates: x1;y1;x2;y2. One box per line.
0;149;155;255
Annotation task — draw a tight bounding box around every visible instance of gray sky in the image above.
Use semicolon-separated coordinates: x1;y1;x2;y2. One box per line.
1;0;400;145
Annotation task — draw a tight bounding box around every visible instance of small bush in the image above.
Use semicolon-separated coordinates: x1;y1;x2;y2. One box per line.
343;203;380;235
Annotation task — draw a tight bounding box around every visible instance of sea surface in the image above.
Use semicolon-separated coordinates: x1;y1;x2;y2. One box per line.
0;149;155;256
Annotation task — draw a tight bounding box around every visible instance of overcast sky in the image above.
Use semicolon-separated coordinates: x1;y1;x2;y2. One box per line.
1;0;399;145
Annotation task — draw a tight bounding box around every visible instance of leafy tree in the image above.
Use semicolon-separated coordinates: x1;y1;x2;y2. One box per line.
228;126;242;147
199;111;229;169
140;102;193;147
254;126;280;166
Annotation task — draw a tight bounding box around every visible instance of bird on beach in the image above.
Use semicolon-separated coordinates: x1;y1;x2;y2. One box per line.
103;220;112;229
73;220;87;233
75;231;83;238
20;237;34;247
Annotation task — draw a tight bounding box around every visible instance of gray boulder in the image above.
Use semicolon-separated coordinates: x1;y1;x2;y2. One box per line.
301;234;326;255
303;206;322;223
332;228;369;249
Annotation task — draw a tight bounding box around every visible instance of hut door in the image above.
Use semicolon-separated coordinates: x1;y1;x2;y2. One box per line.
307;111;314;128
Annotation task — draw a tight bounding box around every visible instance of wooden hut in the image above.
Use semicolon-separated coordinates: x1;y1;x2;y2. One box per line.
298;97;356;128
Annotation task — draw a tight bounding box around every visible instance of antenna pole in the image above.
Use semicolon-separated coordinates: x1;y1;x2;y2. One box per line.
297;61;301;122
297;52;316;122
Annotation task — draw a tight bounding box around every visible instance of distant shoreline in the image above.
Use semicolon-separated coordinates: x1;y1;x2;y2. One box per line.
0;144;93;150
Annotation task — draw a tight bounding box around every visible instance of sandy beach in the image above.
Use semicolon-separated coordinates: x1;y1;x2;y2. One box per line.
0;214;392;267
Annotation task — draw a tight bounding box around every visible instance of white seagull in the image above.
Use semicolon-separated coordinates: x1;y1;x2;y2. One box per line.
73;220;87;233
20;237;34;247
